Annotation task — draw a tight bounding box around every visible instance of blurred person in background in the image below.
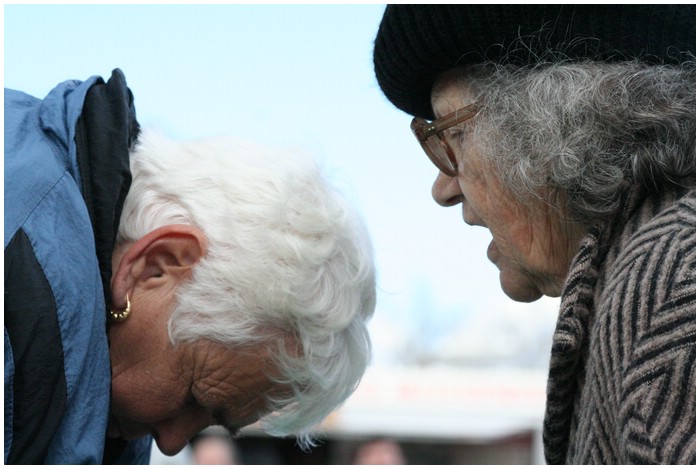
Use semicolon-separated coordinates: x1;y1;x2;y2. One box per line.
5;69;376;464
373;5;695;465
191;431;239;465
353;437;407;465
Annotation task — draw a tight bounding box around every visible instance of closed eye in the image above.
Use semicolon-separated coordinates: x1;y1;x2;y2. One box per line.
443;128;464;145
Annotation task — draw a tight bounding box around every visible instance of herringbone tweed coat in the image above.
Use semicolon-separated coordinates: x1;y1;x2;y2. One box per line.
543;185;696;464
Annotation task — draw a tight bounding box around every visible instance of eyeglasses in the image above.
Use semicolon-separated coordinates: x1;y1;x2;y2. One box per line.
410;103;481;177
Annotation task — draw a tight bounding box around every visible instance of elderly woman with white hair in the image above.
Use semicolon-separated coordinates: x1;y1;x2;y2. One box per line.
373;5;695;465
4;69;376;463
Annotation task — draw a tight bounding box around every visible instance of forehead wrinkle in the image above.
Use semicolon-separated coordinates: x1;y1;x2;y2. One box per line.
431;69;480;119
190;342;280;432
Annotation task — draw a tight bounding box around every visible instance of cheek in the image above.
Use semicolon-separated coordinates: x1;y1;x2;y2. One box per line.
481;185;535;257
111;366;189;424
457;157;506;225
502;221;536;258
459;179;489;222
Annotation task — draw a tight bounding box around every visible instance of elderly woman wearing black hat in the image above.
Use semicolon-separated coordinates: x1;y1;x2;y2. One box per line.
373;5;695;465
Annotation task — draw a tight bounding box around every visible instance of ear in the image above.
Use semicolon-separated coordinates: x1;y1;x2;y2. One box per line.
110;225;208;308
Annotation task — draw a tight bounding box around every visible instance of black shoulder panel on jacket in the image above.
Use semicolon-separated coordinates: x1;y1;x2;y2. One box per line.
4;229;67;464
74;68;139;310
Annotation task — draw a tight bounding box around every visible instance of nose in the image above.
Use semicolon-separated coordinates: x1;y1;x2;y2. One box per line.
152;413;213;456
432;171;462;207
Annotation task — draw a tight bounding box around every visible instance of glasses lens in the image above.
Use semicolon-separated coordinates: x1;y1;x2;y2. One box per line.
411;117;458;176
424;135;457;176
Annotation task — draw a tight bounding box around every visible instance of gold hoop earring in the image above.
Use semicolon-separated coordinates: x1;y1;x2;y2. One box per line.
110;294;131;322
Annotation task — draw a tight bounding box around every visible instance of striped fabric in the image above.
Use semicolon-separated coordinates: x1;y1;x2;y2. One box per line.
543;185;696;464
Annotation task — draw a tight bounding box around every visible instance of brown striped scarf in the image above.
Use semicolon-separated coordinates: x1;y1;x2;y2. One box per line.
543;185;696;464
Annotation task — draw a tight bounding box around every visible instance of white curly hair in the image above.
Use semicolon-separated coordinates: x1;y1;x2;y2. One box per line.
117;129;376;447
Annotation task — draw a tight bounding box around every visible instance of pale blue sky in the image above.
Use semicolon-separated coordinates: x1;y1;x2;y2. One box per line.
4;4;559;366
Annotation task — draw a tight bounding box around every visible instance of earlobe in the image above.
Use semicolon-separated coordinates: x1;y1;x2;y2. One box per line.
110;225;207;306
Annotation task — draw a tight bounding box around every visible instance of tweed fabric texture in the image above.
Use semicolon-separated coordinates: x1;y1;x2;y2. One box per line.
544;185;696;464
373;5;696;119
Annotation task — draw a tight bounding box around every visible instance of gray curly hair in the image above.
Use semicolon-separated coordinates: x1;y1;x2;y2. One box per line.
443;60;696;225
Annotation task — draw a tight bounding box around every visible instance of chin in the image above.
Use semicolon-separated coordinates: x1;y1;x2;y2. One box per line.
505;289;543;303
500;272;544;303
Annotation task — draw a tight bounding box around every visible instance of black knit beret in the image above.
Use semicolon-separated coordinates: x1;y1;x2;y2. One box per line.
373;5;696;119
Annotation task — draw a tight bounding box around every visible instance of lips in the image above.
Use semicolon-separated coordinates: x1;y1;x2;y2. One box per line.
486;240;499;265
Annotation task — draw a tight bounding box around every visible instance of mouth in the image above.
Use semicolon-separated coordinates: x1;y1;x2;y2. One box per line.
486;240;499;265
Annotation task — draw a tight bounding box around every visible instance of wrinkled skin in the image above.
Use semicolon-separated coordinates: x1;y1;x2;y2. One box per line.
107;225;286;455
108;290;281;455
429;77;584;302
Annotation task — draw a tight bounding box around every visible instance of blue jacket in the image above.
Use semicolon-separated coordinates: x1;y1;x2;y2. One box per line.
4;69;151;464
